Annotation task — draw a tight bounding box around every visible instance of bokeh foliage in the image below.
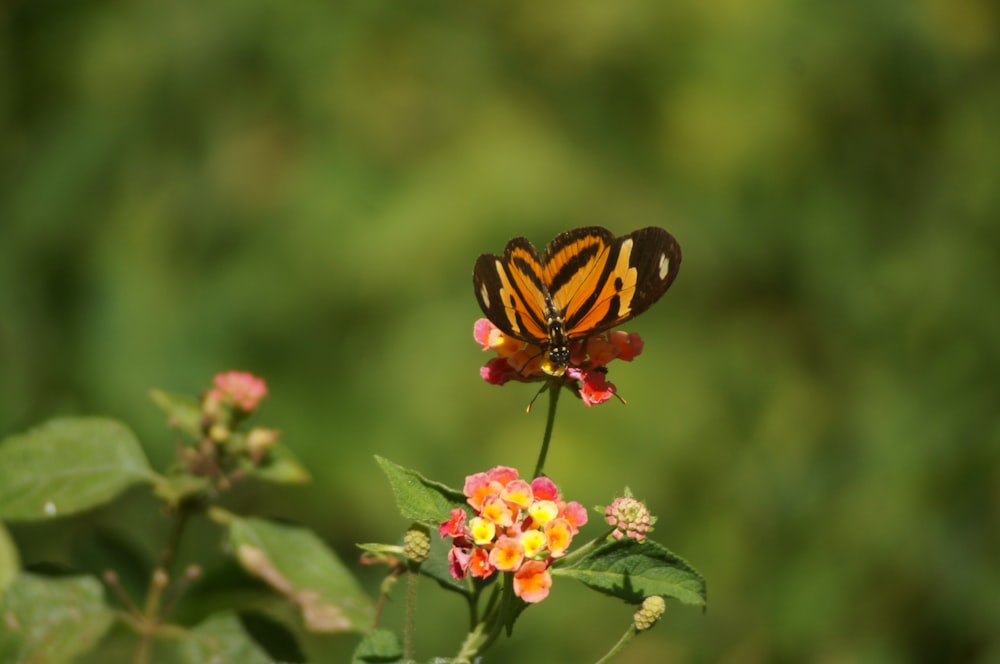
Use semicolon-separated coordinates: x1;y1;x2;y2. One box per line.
2;0;998;662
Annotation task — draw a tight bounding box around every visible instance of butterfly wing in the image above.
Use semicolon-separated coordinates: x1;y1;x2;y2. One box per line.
543;226;681;339
473;237;551;345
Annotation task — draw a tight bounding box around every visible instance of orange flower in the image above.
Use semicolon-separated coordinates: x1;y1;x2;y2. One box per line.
489;536;524;572
469;548;494;578
513;561;552;604
501;479;534;510
544;518;573;557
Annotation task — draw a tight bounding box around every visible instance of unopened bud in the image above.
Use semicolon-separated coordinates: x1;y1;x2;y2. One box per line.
633;595;666;631
403;526;432;563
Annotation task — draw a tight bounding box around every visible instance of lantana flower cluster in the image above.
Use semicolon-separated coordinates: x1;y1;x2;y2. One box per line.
178;371;279;488
605;495;654;542
440;466;588;603
473;319;645;406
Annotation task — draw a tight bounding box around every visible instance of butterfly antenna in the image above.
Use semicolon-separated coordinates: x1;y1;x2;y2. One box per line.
525;382;548;413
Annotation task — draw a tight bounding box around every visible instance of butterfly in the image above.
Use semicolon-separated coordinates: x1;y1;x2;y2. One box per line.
473;226;681;376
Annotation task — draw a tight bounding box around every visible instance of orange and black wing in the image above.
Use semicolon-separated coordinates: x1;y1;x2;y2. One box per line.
473;237;551;345
542;226;681;339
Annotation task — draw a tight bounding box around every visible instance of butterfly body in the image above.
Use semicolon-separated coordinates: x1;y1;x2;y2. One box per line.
474;226;681;376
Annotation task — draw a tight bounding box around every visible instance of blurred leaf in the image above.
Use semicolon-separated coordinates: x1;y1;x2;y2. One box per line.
0;417;158;521
0;573;113;662
554;539;706;608
352;628;403;663
237;611;307;663
0;523;18;597
70;528;150;608
178;612;274;664
149;389;204;440
375;456;466;526
242;443;311;485
228;516;374;634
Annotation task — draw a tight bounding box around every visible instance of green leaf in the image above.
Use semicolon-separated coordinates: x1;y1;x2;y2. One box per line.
149;389;203;439
242;443;311;485
0;573;113;662
0;417;158;521
178;612;274;664
554;539;707;608
352;628;403;663
374;456;466;526
0;522;18;598
228;516;374;633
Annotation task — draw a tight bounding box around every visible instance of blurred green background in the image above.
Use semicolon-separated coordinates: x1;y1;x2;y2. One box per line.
2;0;999;662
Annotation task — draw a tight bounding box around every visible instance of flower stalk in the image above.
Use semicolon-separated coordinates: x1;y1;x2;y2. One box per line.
533;379;561;478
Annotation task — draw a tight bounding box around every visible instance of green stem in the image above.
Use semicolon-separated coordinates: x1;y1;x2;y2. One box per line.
453;581;500;663
133;504;194;664
454;621;489;663
533;381;561;478
159;506;191;574
594;625;639;664
404;564;419;660
479;572;514;653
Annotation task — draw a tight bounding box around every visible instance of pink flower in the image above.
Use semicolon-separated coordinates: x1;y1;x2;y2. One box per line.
448;546;471;581
209;371;268;412
560;501;589;533
569;368;617;407
439;508;467;539
609;330;643;361
486;466;519;486
480;357;519;385
472;319;643;406
530;477;559;502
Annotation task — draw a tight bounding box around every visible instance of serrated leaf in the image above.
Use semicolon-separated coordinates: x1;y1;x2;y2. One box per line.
149;389;203;439
554;539;707;607
374;456;466;526
352;628;402;663
0;573;113;662
242;443;311;485
0;417;158;521
228;516;374;633
178;612;273;664
0;522;18;597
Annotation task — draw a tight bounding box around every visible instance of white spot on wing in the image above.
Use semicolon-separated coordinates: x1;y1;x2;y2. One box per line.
658;253;670;280
480;283;491;308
